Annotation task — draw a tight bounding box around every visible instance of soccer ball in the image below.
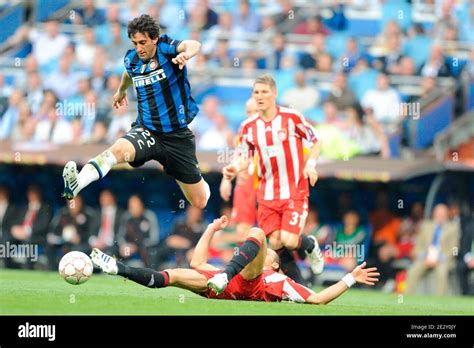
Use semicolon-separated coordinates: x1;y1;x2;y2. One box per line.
58;251;93;285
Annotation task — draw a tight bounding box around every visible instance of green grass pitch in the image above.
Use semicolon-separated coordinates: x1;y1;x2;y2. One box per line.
1;269;472;315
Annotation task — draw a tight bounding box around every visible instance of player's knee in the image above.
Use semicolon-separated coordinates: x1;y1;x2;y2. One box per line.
190;196;207;209
110;140;133;162
248;227;265;244
283;237;298;250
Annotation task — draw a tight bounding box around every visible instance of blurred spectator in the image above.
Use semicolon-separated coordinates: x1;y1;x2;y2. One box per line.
202;12;244;55
190;95;221;139
71;0;105;26
432;0;459;40
187;0;219;31
419;45;453;78
5;185;52;269
372;20;403;54
117;195;159;268
327;73;357;111
0;185;16;244
105;21;130;66
198;114;234;151
329;210;366;272
95;3;122;45
293;15;329;36
233;0;260;33
11;103;33;142
25;71;44;114
260;32;288;70
34;108;73;144
299;33;328;70
107;106;135;143
390;56;416;76
119;0;148;25
344;105;389;158
89;190;124;255
44;54;80;101
369;191;402;249
348;57;379;101
302;208;332;246
155;205;206;268
23;20;70;66
0;89;23;140
47;195;98;269
280;71;320;113
374;201;424;291
207;39;233;68
89;121;109;144
315;53;334;73
33;89;58;123
374;34;405;74
76;27;99;68
361;73;401;132
405;204;460;295
339;37;363;73
458;215;474;295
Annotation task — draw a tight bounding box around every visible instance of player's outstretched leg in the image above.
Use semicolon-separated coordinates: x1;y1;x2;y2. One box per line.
90;248;170;288
62;139;133;199
207;227;265;294
297;235;324;274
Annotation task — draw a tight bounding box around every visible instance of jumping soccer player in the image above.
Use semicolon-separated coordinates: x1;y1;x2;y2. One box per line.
91;216;379;304
221;74;324;284
62;15;210;209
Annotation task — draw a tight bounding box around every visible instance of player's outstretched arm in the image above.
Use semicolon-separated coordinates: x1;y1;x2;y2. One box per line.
173;40;201;69
112;71;132;109
303;140;321;187
189;216;228;270
306;262;379;305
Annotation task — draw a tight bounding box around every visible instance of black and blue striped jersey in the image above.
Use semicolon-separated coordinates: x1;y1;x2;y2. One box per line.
124;35;199;133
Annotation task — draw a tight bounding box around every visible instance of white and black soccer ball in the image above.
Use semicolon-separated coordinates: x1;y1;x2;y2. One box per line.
58;251;93;285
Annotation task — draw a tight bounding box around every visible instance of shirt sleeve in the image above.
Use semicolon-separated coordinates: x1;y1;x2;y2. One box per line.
283;278;315;303
236;124;255;160
123;49;134;76
158;34;182;57
293;111;319;145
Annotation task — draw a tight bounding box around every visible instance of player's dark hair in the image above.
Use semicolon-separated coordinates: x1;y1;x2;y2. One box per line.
128;14;161;40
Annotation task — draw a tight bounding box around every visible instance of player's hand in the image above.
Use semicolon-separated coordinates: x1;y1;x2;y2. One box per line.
172;52;189;70
112;90;128;109
219;178;232;201
222;164;238;181
303;165;318;186
351;262;380;286
208;216;229;233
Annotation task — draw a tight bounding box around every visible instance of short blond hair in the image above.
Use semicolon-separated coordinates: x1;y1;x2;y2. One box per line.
253;74;277;91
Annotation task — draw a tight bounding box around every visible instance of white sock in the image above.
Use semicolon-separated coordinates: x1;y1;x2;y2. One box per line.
77;150;117;192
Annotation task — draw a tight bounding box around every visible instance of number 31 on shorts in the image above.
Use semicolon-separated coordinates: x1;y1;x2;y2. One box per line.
289;210;308;229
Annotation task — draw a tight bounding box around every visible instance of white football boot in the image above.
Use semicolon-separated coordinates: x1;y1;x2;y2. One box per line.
207;273;229;295
307;235;324;274
90;248;118;275
62;161;80;200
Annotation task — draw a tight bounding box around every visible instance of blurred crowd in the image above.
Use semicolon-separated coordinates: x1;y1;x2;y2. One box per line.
0;0;472;159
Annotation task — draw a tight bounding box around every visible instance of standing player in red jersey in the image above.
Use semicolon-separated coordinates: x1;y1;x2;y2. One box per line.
219;98;259;242
90;216;379;304
219;74;324;284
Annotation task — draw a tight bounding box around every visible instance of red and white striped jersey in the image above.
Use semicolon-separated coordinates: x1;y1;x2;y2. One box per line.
263;269;315;303
237;105;318;201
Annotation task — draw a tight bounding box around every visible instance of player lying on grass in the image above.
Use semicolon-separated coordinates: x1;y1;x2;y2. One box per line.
91;216;379;304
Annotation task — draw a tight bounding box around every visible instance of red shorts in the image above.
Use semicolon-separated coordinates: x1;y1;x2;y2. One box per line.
231;176;257;225
195;269;265;301
257;198;308;236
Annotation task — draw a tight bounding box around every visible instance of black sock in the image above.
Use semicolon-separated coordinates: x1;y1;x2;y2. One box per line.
276;247;304;284
296;235;315;260
117;262;169;288
223;237;261;280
